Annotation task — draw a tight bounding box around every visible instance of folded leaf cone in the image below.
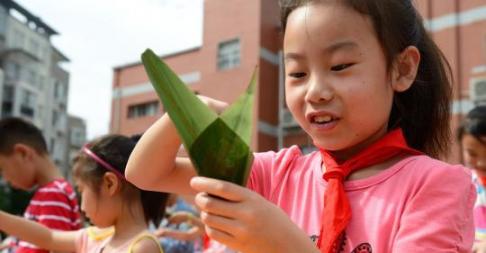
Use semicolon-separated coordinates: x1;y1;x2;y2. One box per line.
141;49;255;186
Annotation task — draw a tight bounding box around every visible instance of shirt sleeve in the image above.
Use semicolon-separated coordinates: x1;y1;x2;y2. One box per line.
247;146;302;200
74;228;88;253
393;164;476;252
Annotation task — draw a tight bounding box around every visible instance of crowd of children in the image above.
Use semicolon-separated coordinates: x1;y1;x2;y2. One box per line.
0;0;485;252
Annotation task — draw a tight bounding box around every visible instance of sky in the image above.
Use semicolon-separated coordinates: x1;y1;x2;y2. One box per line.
15;0;204;139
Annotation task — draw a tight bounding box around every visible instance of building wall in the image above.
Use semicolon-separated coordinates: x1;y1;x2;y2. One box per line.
111;0;265;149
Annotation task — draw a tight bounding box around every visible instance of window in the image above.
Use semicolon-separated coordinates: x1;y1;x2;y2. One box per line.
217;39;240;70
70;128;85;147
1;102;12;117
29;38;39;56
471;78;486;105
38;75;44;89
5;62;21;80
21;89;36;107
27;70;36;86
13;30;25;49
127;101;159;119
2;86;13;101
20;89;35;117
52;110;59;126
54;81;64;99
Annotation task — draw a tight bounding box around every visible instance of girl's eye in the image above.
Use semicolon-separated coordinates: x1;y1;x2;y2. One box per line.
288;72;307;78
331;63;354;71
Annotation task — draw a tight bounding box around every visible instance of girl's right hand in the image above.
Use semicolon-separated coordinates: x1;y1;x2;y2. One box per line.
190;177;319;253
196;95;228;114
126;94;228;195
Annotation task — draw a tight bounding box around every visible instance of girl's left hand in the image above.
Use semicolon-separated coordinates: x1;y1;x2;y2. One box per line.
190;177;319;253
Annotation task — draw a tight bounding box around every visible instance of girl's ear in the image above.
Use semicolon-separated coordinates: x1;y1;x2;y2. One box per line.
391;46;421;92
101;172;121;196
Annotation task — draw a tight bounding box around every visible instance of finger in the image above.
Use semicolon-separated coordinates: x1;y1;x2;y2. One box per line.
200;211;243;237
190;177;247;202
204;225;235;248
194;192;240;218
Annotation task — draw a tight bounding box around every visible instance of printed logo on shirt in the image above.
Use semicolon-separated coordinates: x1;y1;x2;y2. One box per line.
310;234;372;253
351;243;372;253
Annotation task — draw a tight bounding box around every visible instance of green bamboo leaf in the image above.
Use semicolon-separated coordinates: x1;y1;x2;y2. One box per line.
141;49;217;148
141;49;256;186
220;68;257;146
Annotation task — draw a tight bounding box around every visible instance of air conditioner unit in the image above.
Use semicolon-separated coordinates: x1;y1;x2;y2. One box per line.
470;77;486;103
281;109;299;128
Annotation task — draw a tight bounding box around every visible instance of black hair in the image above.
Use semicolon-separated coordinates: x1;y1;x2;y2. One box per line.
457;106;486;145
280;0;453;158
0;117;48;155
73;134;168;225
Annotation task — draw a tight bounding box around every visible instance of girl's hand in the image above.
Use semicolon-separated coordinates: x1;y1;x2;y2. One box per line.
168;211;196;225
190;177;319;253
196;95;228;114
154;228;167;237
473;241;486;253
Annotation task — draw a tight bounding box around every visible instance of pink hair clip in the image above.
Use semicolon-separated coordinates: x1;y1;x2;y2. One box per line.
81;146;125;179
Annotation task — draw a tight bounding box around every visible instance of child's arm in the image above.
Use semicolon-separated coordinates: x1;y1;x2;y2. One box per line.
0;211;78;252
125;96;228;195
125;113;197;195
190;177;319;253
155;227;203;241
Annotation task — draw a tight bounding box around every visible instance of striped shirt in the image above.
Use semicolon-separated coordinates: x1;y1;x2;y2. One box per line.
15;179;81;253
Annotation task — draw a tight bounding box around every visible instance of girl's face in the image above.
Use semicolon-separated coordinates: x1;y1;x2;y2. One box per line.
461;134;486;177
75;170;118;228
284;2;401;158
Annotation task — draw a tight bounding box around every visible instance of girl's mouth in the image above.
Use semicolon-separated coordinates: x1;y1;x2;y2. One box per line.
312;115;334;124
309;114;339;131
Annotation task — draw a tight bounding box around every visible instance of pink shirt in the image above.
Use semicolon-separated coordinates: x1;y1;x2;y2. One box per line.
75;227;163;253
248;146;475;253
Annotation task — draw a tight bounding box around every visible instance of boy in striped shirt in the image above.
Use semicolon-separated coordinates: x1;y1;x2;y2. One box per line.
0;117;81;253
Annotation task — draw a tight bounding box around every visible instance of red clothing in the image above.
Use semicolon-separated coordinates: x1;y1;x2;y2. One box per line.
15;179;81;253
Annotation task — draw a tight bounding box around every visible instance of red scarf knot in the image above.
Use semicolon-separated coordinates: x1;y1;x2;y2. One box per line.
323;169;345;181
317;128;421;253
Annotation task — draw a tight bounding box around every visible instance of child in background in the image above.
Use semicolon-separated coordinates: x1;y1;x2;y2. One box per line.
155;194;204;253
0;135;168;253
0;117;81;253
126;0;475;252
458;105;486;253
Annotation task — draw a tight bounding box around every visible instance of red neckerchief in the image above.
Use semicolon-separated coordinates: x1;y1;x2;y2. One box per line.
479;176;486;187
317;128;422;252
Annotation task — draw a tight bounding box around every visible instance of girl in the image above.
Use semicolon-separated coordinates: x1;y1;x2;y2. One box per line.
126;0;475;252
0;135;168;253
458;106;486;252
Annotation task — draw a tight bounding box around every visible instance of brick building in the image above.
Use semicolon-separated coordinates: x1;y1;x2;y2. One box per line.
110;0;486;162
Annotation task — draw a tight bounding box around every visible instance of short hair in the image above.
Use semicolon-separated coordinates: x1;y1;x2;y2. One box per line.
0;117;48;155
457;106;486;144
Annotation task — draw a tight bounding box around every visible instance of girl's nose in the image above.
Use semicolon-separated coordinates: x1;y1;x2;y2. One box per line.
304;74;334;104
